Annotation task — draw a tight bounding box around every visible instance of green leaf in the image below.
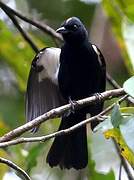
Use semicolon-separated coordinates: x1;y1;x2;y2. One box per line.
104;127;134;167
111;104;124;128
120;107;134;114
123;76;134;97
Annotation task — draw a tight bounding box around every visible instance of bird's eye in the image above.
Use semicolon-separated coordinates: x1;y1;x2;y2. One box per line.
65;24;79;31
72;24;78;30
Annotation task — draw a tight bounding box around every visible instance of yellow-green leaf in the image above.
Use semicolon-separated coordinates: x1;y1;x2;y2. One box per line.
104;128;134;167
120;107;134;114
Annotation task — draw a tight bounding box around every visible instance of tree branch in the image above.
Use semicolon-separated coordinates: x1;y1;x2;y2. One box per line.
0;157;31;180
1;6;39;53
0;88;125;143
0;116;104;148
0;116;106;148
0;93;128;148
106;73;134;104
114;141;134;180
106;72;120;89
119;162;122;180
0;1;63;42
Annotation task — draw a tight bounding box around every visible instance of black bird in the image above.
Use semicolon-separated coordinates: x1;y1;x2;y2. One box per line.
26;17;106;170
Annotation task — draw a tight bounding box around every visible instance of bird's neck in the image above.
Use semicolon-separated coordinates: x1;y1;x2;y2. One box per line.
64;38;89;49
64;38;89;51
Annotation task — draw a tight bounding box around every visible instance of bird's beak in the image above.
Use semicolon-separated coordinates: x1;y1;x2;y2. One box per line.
56;27;68;34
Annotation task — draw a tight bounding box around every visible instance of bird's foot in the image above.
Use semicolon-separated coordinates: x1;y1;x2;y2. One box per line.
69;97;78;114
63;97;78;117
92;93;103;104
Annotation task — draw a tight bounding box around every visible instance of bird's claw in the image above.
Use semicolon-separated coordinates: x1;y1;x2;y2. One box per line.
69;97;78;114
63;97;78;117
93;93;103;104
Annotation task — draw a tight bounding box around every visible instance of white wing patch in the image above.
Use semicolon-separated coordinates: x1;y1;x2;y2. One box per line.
92;44;102;66
37;48;61;85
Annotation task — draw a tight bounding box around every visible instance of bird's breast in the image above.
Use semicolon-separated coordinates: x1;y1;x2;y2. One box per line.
58;46;101;100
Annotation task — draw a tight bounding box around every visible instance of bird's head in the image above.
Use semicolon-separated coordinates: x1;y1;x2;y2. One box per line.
56;17;88;45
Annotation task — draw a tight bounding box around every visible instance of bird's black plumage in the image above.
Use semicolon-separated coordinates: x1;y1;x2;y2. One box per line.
26;17;106;169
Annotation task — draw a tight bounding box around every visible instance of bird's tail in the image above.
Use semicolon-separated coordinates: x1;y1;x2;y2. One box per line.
46;112;88;169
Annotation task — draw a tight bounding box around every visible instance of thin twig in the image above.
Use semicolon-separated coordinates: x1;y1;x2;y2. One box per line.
121;159;134;180
106;72;121;89
0;157;31;180
0;115;104;148
0;1;62;42
2;7;39;53
106;73;134;104
114;141;134;180
0;88;125;144
119;162;122;180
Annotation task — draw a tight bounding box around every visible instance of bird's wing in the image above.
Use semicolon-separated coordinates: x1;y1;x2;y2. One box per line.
26;47;64;123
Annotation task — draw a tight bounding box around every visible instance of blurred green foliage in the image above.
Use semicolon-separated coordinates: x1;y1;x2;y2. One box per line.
27;0;95;28
0;20;33;90
102;0;134;74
